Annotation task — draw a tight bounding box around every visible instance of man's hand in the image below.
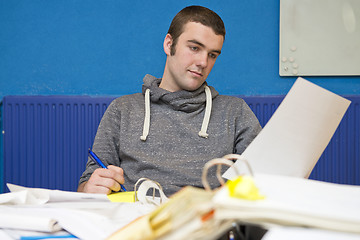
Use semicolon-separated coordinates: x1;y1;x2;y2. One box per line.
77;165;125;194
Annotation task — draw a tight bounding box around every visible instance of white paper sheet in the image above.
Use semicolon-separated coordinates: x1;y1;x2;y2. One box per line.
0;183;159;239
0;208;61;232
0;230;15;240
223;77;351;179
4;183;109;205
263;227;360;240
0;201;156;240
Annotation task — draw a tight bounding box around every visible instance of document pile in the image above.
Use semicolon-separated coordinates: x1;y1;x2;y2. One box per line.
0;179;167;240
108;186;226;240
107;158;237;240
214;155;360;234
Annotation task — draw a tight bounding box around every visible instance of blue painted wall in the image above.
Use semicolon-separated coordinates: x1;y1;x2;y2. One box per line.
1;0;359;99
1;1;359;190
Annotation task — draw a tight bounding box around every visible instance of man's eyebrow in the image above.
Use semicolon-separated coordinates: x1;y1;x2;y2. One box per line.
187;39;222;54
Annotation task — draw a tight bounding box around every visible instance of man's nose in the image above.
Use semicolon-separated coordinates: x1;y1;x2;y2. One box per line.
196;52;208;68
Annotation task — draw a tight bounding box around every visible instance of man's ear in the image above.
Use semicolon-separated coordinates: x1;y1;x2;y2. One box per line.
163;34;173;56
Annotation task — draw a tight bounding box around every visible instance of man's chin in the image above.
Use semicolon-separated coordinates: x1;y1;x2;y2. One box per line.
181;75;206;91
183;83;205;92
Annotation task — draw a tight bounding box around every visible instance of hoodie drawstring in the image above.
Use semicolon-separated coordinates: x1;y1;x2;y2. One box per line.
198;85;212;138
140;85;212;141
140;89;151;141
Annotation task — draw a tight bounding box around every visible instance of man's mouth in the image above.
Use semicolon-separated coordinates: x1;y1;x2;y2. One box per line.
188;70;203;77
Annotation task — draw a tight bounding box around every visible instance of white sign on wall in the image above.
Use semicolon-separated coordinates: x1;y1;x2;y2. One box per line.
279;0;360;76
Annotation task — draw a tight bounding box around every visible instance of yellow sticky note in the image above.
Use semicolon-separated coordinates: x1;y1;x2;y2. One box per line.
227;176;265;201
107;191;136;203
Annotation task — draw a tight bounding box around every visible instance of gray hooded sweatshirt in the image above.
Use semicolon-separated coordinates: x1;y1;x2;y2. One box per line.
79;74;261;196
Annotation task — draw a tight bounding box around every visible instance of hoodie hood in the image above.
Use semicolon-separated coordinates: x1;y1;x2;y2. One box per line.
142;74;218;113
140;74;218;141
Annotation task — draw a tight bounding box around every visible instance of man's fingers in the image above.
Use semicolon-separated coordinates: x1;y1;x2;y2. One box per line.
85;166;125;193
83;181;112;194
107;165;125;185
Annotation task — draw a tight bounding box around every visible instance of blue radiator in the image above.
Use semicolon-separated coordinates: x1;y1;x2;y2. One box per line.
2;96;115;192
1;95;359;193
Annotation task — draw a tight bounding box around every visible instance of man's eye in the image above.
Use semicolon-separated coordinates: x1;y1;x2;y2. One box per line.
209;53;218;59
190;46;198;51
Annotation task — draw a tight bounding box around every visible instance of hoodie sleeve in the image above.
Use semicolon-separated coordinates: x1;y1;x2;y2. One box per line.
79;98;122;185
233;99;262;155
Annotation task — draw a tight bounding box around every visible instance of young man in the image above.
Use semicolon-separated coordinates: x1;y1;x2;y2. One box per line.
78;5;261;196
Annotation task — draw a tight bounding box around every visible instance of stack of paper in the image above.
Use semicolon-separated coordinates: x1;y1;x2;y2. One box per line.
107;186;232;240
213;173;360;234
0;183;160;240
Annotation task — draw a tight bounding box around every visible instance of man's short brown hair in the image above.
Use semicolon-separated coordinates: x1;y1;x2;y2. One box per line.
167;5;226;55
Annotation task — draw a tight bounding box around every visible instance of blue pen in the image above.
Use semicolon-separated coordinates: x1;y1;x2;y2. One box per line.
88;148;127;192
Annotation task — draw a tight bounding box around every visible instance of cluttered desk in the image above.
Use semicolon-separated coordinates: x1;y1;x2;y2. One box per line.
1;78;360;240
